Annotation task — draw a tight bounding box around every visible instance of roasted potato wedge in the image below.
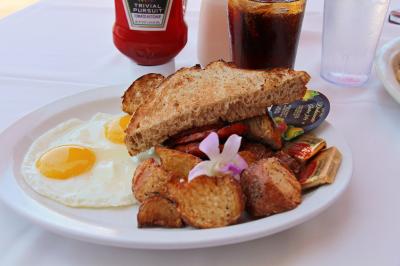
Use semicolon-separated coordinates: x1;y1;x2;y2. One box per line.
274;151;304;175
132;158;174;203
137;196;183;228
244;114;283;150
168;175;245;229
240;157;301;218
155;146;202;181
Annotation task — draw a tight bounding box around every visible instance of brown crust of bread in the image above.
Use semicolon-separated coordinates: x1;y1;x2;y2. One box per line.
122;73;165;115
125;61;310;155
240;157;301;218
137;195;183;228
167;175;245;229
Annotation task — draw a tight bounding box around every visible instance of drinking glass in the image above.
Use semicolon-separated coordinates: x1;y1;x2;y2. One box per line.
321;0;390;86
228;0;306;69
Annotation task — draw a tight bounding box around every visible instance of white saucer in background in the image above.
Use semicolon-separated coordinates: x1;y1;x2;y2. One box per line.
375;37;400;104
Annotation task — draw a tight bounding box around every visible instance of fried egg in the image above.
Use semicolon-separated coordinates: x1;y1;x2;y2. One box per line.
21;113;153;208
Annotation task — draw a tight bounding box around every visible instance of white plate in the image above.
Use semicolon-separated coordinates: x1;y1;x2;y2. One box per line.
375;37;400;104
0;85;353;250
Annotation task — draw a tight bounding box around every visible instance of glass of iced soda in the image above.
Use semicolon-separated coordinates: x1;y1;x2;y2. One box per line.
228;0;306;69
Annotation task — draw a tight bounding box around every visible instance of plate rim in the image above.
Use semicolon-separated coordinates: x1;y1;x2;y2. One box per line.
0;85;353;250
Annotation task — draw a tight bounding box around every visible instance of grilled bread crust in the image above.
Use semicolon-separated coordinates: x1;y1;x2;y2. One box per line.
125;61;310;155
122;73;165;115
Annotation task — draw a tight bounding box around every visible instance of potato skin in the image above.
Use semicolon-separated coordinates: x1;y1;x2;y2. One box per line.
137;196;183;228
132;158;173;203
155;146;202;182
240;158;301;218
168;175;245;229
244;115;283;150
273;150;304;175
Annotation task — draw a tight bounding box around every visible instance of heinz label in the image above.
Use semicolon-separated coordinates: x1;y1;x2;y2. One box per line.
123;0;173;31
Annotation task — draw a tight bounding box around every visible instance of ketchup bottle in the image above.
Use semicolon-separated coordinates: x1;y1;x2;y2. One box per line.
113;0;188;66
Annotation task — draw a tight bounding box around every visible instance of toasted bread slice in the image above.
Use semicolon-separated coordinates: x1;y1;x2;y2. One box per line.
132;158;174;202
240;157;301;217
155;146;202;182
244;114;282;149
167;175;245;229
122;73;165;115
137;195;183;228
125;61;310;155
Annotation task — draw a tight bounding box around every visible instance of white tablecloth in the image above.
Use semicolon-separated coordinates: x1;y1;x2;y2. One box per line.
1;0;400;265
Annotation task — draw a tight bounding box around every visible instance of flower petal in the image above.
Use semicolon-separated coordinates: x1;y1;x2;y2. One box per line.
233;154;248;170
219;162;242;175
217;155;248;177
220;134;242;161
199;132;220;160
188;160;215;182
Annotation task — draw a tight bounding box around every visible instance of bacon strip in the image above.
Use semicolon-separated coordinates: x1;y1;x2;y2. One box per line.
166;123;249;146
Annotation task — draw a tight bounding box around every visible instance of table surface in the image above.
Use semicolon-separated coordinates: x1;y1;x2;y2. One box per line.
1;0;400;265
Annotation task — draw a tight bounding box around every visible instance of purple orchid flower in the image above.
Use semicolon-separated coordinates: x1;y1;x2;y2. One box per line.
188;132;248;182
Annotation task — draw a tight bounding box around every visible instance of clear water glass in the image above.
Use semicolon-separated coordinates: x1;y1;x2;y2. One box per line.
321;0;390;86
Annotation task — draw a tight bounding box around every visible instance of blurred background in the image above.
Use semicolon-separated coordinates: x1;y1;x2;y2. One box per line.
0;0;37;18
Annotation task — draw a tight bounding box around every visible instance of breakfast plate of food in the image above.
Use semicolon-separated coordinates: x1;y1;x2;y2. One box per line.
375;37;400;104
0;61;352;249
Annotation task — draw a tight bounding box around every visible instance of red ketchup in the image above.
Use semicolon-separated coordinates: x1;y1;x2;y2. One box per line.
113;0;187;66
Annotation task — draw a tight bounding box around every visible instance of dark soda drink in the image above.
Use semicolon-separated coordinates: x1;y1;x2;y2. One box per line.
228;0;306;69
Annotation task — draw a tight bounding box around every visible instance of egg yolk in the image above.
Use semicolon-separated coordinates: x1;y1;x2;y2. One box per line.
104;115;131;144
36;145;96;179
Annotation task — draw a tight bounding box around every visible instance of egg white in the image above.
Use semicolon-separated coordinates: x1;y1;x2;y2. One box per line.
21;113;151;208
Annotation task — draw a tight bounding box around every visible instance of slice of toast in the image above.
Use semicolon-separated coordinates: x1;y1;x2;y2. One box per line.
167;175;245;229
137;195;183;228
125;61;310;155
122;73;165;115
